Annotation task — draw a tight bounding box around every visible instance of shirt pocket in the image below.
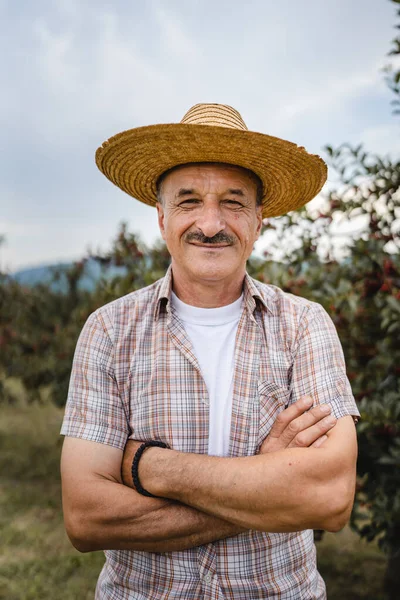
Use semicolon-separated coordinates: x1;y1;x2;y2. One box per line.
257;381;291;448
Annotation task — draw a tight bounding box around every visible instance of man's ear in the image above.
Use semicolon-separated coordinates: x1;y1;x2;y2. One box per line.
255;206;263;240
156;202;166;240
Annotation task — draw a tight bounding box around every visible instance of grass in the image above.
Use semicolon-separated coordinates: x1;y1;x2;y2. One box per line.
318;528;386;599
0;401;105;600
0;401;387;599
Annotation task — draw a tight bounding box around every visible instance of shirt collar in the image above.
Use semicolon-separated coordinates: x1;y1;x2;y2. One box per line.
155;265;173;320
155;265;275;320
242;272;274;315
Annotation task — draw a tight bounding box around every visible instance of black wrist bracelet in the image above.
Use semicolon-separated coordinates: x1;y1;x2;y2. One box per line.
131;440;168;498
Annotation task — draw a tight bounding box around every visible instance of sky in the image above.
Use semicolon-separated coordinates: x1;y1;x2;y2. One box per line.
0;0;398;272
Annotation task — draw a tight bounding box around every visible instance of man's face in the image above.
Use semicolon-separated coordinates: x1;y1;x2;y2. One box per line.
156;163;263;286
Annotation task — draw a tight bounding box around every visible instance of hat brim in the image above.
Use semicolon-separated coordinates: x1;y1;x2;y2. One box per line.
95;123;327;218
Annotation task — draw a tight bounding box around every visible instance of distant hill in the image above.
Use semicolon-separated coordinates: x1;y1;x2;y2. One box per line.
12;262;73;287
11;259;127;292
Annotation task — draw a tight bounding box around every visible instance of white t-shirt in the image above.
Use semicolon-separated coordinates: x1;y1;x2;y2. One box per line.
171;291;243;456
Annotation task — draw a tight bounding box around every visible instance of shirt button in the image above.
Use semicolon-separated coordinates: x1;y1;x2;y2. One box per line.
204;574;212;584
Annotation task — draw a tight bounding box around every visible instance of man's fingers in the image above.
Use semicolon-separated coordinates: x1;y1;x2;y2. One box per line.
261;397;336;454
279;404;332;443
268;396;314;437
290;416;337;448
270;397;332;443
311;435;328;448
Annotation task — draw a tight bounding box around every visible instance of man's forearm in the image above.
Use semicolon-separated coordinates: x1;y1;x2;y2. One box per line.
138;418;357;533
66;478;245;553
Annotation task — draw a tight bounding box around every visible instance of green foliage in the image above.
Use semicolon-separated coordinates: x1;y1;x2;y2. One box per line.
0;227;170;406
0;265;97;406
89;222;171;302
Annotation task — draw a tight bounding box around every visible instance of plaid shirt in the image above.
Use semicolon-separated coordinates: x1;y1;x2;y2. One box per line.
61;266;359;600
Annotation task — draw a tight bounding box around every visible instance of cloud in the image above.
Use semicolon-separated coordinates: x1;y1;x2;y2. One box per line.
151;2;200;62
274;64;383;125
355;122;400;157
29;10;171;145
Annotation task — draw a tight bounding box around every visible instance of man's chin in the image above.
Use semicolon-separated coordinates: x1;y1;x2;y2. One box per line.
183;261;238;283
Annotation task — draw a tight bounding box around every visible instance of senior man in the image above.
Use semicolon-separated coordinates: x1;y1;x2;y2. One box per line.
61;104;360;599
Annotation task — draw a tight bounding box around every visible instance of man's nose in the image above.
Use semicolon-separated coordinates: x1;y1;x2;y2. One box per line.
195;204;225;238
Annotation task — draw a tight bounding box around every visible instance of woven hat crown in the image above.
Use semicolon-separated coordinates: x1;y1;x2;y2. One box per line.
180;103;248;131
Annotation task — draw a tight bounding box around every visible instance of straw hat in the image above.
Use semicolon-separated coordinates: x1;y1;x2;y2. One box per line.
95;103;327;218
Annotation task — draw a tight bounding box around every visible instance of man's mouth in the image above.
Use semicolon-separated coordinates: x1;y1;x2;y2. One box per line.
189;242;230;247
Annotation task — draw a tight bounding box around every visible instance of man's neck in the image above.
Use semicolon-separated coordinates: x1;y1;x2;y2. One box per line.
170;267;245;308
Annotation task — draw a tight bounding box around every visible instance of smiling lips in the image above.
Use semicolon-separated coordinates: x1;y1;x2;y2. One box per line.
189;242;231;249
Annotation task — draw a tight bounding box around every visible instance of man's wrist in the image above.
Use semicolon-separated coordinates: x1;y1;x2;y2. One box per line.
131;441;169;497
138;446;175;498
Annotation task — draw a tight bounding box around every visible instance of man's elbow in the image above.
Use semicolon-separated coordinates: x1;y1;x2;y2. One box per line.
64;511;99;553
320;480;355;533
69;533;98;554
322;505;352;533
69;534;95;554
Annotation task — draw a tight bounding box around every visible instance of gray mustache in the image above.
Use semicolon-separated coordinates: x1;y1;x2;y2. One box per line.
185;231;235;245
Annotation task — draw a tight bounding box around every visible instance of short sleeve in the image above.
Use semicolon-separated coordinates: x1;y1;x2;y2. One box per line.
290;303;360;422
60;311;130;449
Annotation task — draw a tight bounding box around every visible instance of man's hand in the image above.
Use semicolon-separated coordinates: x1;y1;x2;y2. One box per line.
259;396;337;454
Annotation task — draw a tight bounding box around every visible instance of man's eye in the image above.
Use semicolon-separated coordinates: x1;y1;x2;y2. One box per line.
180;199;200;206
225;199;243;207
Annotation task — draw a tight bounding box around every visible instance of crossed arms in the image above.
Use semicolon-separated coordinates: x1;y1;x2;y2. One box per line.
61;398;357;553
